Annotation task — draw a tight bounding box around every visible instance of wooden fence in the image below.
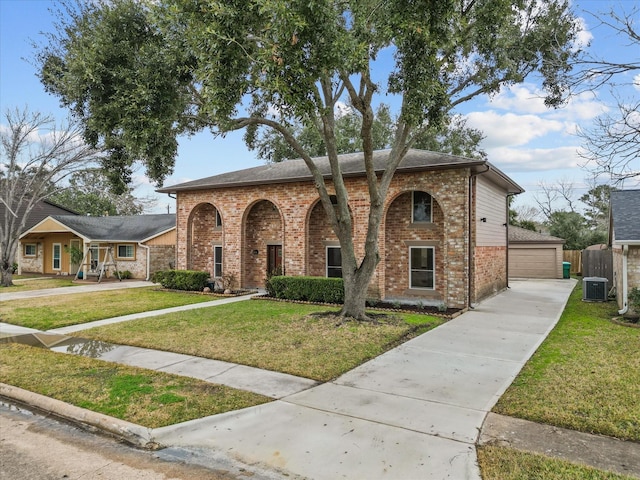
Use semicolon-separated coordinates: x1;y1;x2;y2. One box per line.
563;249;613;284
563;250;582;275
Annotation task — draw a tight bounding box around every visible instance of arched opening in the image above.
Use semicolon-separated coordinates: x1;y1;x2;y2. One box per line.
384;190;445;302
243;200;283;287
306;198;353;278
187;202;223;274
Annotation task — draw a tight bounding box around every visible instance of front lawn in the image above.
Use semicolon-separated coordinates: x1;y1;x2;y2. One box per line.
493;281;640;441
1;277;76;292
0;287;221;330
477;445;635;480
77;300;443;381
0;343;270;428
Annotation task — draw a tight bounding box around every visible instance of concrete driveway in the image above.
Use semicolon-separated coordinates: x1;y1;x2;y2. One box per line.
153;279;576;479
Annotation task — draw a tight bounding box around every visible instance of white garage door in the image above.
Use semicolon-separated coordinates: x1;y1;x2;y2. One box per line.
509;248;557;278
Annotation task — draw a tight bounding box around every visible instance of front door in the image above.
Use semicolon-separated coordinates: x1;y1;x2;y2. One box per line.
267;245;283;276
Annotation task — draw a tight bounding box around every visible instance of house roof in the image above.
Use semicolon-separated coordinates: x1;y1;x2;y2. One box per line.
21;214;176;243
610;189;640;243
508;225;565;244
157;149;524;195
0;199;78;233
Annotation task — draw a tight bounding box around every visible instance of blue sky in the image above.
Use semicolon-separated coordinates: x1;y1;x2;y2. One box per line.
1;0;638;216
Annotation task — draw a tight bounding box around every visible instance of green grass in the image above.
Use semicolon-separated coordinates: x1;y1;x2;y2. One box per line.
493;281;640;441
477;445;636;480
1;277;76;292
0;287;221;330
0;343;270;428
77;299;443;381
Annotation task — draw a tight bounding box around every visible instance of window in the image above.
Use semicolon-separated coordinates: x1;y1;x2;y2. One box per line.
214;245;223;277
117;244;135;259
410;247;434;289
326;247;342;278
412;191;432;223
52;243;61;270
24;244;36;256
215;210;223;228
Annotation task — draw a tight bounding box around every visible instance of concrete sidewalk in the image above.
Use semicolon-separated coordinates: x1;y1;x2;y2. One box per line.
152;279;576;479
1;278;577;479
0;280;154;302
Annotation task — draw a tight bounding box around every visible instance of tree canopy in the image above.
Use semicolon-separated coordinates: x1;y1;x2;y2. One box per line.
38;0;582;318
48;169;153;216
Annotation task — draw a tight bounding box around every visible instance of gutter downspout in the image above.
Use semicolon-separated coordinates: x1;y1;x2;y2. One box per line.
138;242;151;281
618;244;629;315
506;193;518;289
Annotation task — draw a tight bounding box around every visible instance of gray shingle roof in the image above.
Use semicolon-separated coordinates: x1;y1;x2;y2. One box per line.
49;214;175;242
157;149;523;194
610;189;640;242
508;225;565;243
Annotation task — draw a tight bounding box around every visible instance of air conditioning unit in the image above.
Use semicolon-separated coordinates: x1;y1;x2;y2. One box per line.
583;277;608;302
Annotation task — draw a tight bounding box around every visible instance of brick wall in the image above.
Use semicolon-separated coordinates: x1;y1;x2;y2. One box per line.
473;246;507;302
149;245;176;277
176;168;474;307
18;242;43;274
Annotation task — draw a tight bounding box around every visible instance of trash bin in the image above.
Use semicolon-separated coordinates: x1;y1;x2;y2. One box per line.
563;261;571;279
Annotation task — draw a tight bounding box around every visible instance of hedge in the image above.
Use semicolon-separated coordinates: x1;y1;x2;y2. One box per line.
266;276;344;304
151;270;210;291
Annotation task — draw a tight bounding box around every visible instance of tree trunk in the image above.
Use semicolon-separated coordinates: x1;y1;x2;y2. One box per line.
1;261;15;287
340;265;376;320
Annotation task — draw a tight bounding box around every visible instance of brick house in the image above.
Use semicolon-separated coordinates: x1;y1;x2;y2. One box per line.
609;189;640;315
18;214;176;280
158;149;523;308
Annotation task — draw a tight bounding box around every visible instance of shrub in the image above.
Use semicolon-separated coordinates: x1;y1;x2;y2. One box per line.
629;287;640;314
118;270;133;280
151;270;209;291
266;276;344;304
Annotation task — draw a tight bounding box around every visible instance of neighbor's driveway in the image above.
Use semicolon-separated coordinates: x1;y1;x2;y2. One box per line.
153;279;576;480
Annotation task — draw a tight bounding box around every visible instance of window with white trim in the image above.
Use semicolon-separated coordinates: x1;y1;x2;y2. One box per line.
117;244;135;259
214;245;223;277
326;246;342;278
24;244;37;256
52;243;61;270
412;191;432;223
215;210;223;228
410;246;434;289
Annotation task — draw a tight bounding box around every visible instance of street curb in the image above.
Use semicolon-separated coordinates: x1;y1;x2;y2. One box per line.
0;383;155;449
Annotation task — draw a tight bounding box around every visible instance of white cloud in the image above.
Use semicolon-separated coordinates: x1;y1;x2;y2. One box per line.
489;83;549;114
488;145;581;172
466;110;564;148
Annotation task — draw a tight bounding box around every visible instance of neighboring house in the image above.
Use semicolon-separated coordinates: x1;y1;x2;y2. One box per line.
508;226;565;279
609;189;640;314
18;214;176;280
158;149;523;308
0;199;78;265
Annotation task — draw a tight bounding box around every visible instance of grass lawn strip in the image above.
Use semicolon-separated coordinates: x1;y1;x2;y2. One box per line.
1;277;76;292
477;445;636;480
77;300;444;382
493;281;640;442
0;287;220;330
0;343;270;428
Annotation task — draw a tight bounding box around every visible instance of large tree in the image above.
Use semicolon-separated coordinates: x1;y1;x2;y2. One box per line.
49;169;154;216
39;0;581;319
0;107;98;286
247;104;486;163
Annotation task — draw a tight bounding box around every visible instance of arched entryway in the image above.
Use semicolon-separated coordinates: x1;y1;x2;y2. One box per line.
187;202;223;275
243;200;283;287
306;198;353;278
384;190;445;302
